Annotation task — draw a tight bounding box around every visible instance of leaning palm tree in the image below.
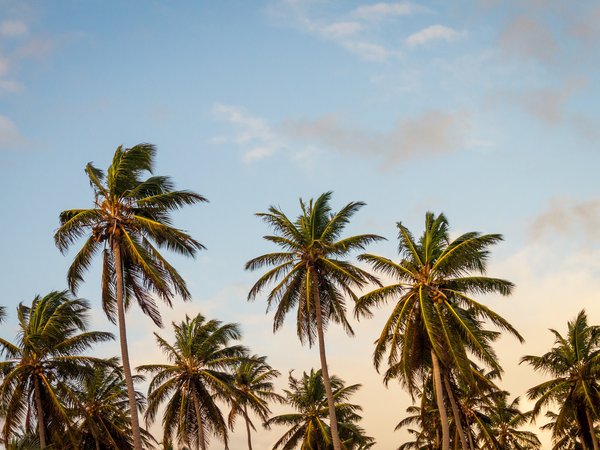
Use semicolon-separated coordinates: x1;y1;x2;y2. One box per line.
0;291;113;449
55;143;207;450
522;310;600;450
355;212;522;450
246;192;382;450
229;355;284;450
266;369;374;450
138;313;247;450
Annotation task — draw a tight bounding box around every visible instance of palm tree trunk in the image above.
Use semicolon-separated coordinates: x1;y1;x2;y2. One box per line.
443;375;468;450
95;437;101;450
431;350;450;450
34;376;47;449
313;281;342;450
192;389;207;450
113;242;143;450
586;407;599;450
243;403;253;450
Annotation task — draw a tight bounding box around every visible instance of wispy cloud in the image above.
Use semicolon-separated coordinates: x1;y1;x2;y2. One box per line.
265;1;425;61
211;104;286;163
405;25;464;47
283;109;471;166
530;197;600;241
498;16;558;64
0;114;25;149
0;19;28;37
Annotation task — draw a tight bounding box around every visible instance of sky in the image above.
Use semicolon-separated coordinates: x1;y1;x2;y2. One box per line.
1;0;600;448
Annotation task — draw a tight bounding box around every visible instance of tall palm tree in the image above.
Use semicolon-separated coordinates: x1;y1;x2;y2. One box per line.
266;369;374;450
0;291;113;449
66;363;155;450
246;191;382;450
522;310;600;450
229;355;284;450
138;313;247;450
355;212;522;450
55;143;207;450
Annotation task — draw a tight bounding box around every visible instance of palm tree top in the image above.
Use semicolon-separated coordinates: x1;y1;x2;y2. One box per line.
54;143;207;326
245;191;383;345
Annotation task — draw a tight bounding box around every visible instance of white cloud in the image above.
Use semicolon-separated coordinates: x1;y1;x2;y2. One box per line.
405;24;464;47
351;2;417;21
0;20;28;37
266;0;410;61
212;104;286;163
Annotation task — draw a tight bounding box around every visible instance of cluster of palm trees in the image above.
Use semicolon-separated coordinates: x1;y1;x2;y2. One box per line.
0;143;598;449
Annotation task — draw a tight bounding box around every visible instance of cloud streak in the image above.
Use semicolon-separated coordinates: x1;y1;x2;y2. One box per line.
405;25;464;47
283;110;471;165
530;197;600;241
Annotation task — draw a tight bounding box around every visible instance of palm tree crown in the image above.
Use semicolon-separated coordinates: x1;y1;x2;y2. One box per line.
138;313;248;450
522;310;600;449
266;369;374;450
0;291;113;448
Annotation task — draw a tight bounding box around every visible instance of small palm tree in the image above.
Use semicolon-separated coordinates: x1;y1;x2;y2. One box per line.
55;144;207;450
138;313;247;450
355;212;522;450
246;192;382;450
480;394;540;449
66;363;155;449
0;291;113;449
229;355;284;450
522;310;600;450
266;369;374;450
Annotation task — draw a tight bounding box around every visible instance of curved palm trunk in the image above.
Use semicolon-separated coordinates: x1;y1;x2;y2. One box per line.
443;375;468;450
34;376;47;449
431;350;450;450
113;242;143;450
586;407;599;450
313;283;342;450
192;389;207;450
243;404;253;450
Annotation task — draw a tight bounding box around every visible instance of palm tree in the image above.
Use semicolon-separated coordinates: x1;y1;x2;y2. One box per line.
66;363;155;450
55;143;207;450
522;310;600;450
138;313;247;450
355;212;522;450
246;191;382;450
229;355;284;450
266;369;374;450
0;291;113;448
480;394;540;449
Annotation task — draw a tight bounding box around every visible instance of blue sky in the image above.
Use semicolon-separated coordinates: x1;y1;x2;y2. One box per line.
1;0;600;447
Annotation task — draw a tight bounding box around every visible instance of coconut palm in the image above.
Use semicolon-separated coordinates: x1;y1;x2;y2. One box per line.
0;291;113;448
266;369;374;450
246;192;382;450
229;355;284;450
522;310;600;450
478;394;540;449
138;313;247;450
65;363;156;450
355;212;522;450
55;143;206;450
